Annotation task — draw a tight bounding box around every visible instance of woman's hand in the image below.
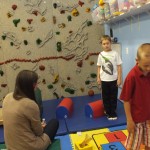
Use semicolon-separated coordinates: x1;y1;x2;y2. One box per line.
41;119;47;128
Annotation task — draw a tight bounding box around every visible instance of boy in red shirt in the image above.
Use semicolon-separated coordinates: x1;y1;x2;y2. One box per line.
120;43;150;150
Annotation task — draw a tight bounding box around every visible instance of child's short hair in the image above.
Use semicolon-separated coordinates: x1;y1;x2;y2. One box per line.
137;43;150;60
100;35;111;44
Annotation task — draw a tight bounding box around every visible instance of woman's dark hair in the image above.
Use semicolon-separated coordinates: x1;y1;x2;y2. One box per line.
13;70;38;101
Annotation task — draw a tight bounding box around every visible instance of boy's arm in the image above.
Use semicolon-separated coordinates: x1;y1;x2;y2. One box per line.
124;101;135;133
97;66;101;84
117;65;122;86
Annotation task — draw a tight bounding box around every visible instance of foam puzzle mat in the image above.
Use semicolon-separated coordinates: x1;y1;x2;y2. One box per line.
69;126;145;150
0;139;61;150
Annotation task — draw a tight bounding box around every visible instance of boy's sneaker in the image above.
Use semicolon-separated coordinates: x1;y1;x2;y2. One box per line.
111;112;117;120
107;115;113;120
104;111;113;120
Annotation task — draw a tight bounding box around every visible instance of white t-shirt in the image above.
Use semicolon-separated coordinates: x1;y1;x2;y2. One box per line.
97;50;122;81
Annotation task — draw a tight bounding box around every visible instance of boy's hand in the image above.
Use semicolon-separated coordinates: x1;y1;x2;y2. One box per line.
97;78;101;85
127;119;135;133
117;78;122;86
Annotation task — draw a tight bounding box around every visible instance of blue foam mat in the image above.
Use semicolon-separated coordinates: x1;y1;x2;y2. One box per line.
0;94;126;144
42;99;68;136
56;135;72;150
108;125;127;132
65;94;126;133
0;126;4;143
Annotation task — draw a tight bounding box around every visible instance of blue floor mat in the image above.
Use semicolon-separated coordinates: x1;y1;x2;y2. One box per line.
0;94;126;144
56;135;72;150
65;94;126;133
0;126;4;143
42;99;68;136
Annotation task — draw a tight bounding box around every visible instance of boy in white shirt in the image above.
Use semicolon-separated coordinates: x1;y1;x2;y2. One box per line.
97;35;122;120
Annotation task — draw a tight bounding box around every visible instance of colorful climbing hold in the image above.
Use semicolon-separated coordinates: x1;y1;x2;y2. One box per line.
78;1;84;7
27;19;33;24
13;19;20;27
12;4;17;10
36;38;42;45
47;84;53;89
85;80;90;85
67;15;72;21
65;88;75;94
53;3;57;9
56;42;62;52
87;21;92;26
90;73;97;78
39;65;45;71
24;40;28;45
56;31;60;35
2;35;6;40
0;70;4;76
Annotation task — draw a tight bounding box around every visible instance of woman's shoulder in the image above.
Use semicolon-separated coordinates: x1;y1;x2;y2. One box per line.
3;92;13;102
5;92;13;98
22;98;38;109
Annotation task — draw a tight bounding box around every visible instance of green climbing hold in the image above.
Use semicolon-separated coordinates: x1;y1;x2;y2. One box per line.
90;73;97;78
65;88;75;94
2;35;6;40
36;38;42;45
24;40;28;45
47;84;53;89
10;42;14;46
85;80;90;85
87;21;92;26
13;19;20;27
0;70;4;76
57;42;62;52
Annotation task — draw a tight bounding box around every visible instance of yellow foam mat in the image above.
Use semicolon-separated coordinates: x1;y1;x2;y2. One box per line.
69;128;109;150
70;128;145;150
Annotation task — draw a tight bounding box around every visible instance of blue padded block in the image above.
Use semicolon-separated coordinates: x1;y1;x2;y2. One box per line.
42;99;68;135
56;107;69;119
65;94;126;133
85;104;93;118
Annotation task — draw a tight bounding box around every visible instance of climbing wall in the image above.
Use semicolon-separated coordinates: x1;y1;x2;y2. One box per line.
0;0;104;102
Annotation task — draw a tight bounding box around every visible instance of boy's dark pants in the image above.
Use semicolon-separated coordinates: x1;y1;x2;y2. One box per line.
101;80;118;115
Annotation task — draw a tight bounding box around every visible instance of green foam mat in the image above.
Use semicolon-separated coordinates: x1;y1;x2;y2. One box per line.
47;139;61;150
0;139;61;150
0;143;6;149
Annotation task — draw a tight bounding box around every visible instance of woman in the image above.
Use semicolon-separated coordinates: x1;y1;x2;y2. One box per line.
2;70;59;150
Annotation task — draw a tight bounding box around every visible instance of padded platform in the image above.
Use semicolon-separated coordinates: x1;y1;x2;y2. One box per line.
65;94;126;133
0;94;126;144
